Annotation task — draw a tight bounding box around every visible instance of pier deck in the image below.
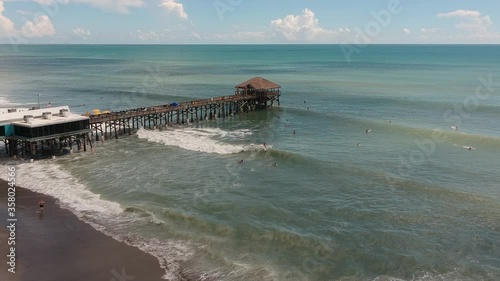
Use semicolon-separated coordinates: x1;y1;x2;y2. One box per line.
87;90;280;140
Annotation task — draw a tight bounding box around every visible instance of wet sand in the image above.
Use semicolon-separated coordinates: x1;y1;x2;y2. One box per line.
0;179;165;281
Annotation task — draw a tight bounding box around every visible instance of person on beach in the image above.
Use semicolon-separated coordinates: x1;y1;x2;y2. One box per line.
39;199;45;212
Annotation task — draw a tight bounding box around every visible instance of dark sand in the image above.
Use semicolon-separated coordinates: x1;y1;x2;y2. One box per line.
0;179;165;281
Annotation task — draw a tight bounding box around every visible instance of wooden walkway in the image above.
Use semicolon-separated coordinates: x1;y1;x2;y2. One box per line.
88;91;280;140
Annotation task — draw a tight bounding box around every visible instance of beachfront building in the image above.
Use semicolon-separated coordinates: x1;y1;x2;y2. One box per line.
0;106;91;158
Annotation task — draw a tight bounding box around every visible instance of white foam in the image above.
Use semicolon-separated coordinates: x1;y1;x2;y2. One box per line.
0;161;122;215
0;96;23;107
462;145;476;150
137;127;264;155
370;270;480;281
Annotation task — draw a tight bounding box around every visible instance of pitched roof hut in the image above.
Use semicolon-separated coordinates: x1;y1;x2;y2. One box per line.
235;77;281;95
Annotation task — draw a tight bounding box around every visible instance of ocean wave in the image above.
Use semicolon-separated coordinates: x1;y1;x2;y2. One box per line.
0;96;23;107
282;105;500;147
0;161;122;215
368;269;494;281
136;127;265;155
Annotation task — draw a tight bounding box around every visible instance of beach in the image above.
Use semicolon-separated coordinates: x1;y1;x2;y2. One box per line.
0;179;165;281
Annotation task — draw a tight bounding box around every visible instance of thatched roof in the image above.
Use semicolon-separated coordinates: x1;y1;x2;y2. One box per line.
236;77;281;90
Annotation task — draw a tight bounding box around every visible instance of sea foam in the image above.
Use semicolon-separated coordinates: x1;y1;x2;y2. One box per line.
136;127;266;155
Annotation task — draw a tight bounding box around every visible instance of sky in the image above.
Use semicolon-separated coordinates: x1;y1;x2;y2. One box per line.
1;0;500;44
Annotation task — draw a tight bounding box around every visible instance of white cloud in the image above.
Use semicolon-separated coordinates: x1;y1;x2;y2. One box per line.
420;28;440;34
271;8;348;41
191;32;200;40
21;14;56;38
16;10;32;16
437;10;481;19
0;1;16;38
159;0;188;20
130;30;160;41
73;27;91;40
210;31;271;42
34;0;144;14
403;28;411;34
437;10;494;36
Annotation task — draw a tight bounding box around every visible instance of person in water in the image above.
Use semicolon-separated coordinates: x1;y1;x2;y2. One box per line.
39;199;45;213
238;160;244;164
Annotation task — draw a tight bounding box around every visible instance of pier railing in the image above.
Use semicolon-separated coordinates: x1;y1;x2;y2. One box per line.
88;92;280;124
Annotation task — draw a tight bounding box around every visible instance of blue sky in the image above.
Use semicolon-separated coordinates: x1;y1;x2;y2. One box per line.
1;0;500;44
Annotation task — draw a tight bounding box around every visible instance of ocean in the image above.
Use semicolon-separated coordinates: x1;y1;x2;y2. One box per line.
1;44;499;281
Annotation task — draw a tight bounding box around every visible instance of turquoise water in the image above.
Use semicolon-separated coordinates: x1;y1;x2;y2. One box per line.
1;45;500;280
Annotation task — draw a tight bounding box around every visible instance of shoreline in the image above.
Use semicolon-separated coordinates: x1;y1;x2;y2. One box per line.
0;179;166;281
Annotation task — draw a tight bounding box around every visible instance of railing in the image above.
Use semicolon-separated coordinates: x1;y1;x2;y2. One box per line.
88;92;280;124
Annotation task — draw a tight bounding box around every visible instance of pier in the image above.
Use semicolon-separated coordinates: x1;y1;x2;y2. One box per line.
88;77;281;140
1;77;281;158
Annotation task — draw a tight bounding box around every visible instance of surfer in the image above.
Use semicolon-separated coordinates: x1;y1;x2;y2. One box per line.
293;130;296;135
263;143;267;149
238;160;244;164
365;129;371;134
357;143;360;147
272;163;278;167
38;199;45;213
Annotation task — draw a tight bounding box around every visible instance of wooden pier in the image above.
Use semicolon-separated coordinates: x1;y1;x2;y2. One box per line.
88;77;281;140
1;77;281;158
